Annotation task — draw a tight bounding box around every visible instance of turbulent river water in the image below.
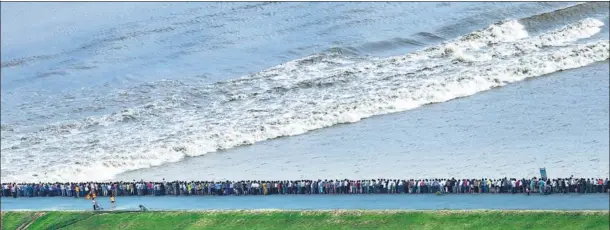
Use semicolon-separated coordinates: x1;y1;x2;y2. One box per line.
1;2;608;182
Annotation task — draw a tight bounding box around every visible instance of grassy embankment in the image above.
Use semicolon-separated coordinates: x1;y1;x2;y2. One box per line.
1;210;608;230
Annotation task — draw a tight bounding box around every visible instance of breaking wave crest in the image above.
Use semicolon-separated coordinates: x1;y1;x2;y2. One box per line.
1;16;608;182
519;2;610;34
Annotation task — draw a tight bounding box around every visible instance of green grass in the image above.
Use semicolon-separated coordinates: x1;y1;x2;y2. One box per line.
2;210;608;230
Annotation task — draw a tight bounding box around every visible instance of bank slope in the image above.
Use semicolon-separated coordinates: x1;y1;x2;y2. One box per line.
2;210;609;230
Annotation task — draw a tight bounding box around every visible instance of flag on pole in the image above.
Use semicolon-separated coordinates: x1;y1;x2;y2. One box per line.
540;168;547;180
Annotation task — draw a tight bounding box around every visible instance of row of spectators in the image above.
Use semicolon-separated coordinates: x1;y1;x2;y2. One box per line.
2;177;608;198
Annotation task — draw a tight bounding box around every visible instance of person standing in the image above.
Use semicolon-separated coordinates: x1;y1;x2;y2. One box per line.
11;184;16;198
110;195;116;209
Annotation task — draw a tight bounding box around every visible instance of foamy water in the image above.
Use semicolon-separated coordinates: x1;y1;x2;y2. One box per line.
1;2;608;182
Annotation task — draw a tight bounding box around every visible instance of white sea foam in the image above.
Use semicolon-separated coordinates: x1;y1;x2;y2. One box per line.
1;18;608;182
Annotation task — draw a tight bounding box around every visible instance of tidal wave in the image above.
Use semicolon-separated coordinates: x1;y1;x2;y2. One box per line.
1;9;608;182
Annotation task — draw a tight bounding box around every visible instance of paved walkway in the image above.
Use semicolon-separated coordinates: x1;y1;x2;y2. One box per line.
1;194;608;211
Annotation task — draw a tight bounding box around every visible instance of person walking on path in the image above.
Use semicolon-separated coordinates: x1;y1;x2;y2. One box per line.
92;198;100;211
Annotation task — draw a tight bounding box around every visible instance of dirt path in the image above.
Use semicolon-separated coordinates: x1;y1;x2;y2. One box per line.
16;212;45;230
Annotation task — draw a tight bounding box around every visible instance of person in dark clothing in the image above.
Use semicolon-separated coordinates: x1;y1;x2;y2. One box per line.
448;178;454;194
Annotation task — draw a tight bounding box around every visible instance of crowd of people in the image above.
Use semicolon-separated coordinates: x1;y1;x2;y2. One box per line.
2;177;609;198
